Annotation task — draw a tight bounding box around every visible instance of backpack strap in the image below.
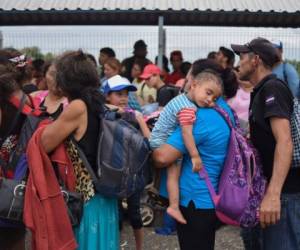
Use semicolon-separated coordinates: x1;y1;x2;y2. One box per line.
283;62;288;84
71;138;99;184
9;95;42;116
199;167;218;204
140;81;146;100
213;105;239;129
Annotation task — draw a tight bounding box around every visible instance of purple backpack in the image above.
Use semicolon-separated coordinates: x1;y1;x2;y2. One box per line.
199;106;266;228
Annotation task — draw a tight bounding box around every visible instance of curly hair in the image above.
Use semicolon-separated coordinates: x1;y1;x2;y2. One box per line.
55;50;104;114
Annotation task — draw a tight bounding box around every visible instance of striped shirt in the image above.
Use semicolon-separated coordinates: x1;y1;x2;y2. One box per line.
150;94;196;149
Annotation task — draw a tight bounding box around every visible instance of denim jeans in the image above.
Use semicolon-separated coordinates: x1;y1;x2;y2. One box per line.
241;193;300;250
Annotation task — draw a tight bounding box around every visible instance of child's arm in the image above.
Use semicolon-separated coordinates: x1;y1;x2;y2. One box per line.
178;108;203;172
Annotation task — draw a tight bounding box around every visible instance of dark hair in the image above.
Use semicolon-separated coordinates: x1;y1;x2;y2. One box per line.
0;72;18;103
219;47;235;68
180;61;192;76
191;59;238;99
0;48;32;85
86;53;97;67
207;51;217;60
170;50;183;61
32;58;45;71
155;55;170;73
42;61;53;77
134;40;147;50
55;50;104;113
100;47;116;58
134;58;150;72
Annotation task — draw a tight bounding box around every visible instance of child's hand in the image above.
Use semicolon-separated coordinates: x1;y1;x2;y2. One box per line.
134;110;144;121
105;104;119;111
192;155;203;172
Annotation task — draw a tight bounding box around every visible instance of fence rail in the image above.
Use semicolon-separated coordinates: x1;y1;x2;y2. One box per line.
1;26;300;65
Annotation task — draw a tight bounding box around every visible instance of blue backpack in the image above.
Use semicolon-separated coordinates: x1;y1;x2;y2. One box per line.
75;110;152;199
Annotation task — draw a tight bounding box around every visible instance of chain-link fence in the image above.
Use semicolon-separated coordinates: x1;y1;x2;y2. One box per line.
1;25;300;66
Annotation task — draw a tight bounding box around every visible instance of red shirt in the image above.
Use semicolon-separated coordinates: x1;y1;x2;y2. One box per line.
165;70;184;85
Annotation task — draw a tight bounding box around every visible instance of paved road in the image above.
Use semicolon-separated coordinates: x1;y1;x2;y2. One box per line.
121;223;244;250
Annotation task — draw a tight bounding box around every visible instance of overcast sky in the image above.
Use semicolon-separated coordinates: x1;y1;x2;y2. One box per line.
1;25;300;64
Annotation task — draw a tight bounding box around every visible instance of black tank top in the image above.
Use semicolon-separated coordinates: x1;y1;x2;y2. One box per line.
39;99;64;120
77;107;100;172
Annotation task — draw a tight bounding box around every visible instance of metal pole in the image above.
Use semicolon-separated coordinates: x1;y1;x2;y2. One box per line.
0;31;3;49
157;16;164;69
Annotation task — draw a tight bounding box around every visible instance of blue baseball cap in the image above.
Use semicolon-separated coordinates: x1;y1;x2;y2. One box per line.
103;75;137;94
272;40;283;49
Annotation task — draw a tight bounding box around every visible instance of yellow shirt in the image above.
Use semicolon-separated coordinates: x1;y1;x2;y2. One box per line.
134;79;157;104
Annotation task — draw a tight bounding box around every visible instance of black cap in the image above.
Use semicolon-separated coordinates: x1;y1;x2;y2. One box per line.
134;40;147;49
231;38;279;67
219;46;235;66
219;47;234;60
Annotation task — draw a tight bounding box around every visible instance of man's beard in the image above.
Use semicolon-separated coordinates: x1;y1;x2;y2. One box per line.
239;67;255;82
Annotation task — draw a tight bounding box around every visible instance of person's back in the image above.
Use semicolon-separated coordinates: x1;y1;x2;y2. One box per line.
272;62;300;98
271;40;300;98
168;98;234;208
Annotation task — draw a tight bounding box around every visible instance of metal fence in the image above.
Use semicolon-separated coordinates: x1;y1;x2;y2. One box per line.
1;25;300;65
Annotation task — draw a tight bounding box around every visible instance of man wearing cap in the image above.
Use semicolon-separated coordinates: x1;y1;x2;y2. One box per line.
165;50;184;85
231;38;300;250
216;46;235;69
272;40;300;98
122;40;151;82
140;64;179;108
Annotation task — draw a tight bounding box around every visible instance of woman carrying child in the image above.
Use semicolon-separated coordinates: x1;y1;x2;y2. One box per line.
152;59;238;250
149;69;223;224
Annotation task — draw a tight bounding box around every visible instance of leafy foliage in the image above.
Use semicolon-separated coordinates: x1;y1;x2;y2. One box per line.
20;46;55;61
286;60;300;75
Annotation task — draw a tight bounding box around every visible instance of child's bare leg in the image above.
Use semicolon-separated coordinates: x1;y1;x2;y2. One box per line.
166;163;187;224
133;228;144;250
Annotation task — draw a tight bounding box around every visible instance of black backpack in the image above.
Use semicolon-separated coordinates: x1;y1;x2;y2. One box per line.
164;84;180;99
75;110;152;199
0;95;47;223
0;95;47;176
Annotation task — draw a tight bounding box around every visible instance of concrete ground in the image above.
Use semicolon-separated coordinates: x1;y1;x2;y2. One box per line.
121;223;244;250
25;223;244;250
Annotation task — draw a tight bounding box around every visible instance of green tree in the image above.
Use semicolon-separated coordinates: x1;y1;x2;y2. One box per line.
43;52;55;61
20;46;44;59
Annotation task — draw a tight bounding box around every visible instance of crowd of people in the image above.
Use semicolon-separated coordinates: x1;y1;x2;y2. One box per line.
0;37;299;250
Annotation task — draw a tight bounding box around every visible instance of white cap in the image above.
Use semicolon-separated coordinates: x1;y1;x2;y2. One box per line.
103;75;137;94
